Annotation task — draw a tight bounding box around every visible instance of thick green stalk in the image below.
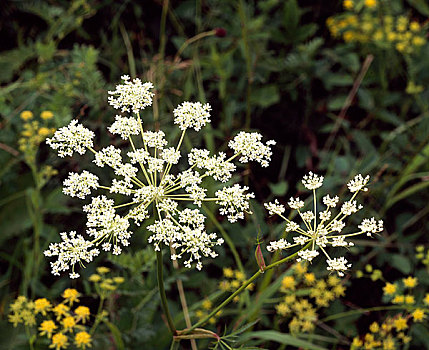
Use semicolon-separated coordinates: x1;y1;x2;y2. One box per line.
184;242;311;333
157;250;176;334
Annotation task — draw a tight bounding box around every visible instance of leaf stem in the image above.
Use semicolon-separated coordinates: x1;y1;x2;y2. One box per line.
157;249;177;334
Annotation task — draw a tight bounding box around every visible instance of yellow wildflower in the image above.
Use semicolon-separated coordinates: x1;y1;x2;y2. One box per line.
41;111;54;120
34;298;52;315
219;280;230;291
39;320;57;338
301;320;315;332
284;295;296;305
343;0;353;10
75;306;90;323
412;36;425;46
53;304;70;320
383;282;396;296
412;308;425;322
364;0;377;8
20;111;33;120
230;280;240;289
392;295;404;304
294;262;307;275
393;317;408;331
383;337;395;350
303;273;315;285
202;299;212;310
62;289;80;305
410;21;421;32
113;277;125;284
96;267;110;274
281;276;296;290
89;274;101;282
276;302;290;316
333;284;346;297
404;295;415;304
75;331;92;349
327;275;340;287
62;316;76;333
403;276;417;288
235;271;245;281
223;267;234;278
38;127;51;137
50;333;68;350
369;322;379;333
21;309;36;326
424;293;429;305
352;337;363;347
8;313;22;327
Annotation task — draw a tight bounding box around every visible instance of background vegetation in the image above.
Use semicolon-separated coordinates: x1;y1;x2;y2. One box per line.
0;0;428;349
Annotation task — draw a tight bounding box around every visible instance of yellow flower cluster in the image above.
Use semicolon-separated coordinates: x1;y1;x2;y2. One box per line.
89;266;125;297
327;2;426;54
383;276;423;307
275;263;346;334
218;267;254;302
351;314;416;349
194;298;222;325
415;245;429;268
8;290;92;349
18;110;56;161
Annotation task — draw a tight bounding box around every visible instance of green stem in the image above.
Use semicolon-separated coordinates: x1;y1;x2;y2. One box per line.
157;249;176;334
185;242;311;333
170;339;181;350
321;305;426;323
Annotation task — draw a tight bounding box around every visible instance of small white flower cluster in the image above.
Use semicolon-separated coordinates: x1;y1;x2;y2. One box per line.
173;102;211;131
63;171;99;199
265;173;383;276
228;131;276;167
47;120;95;158
45;78;275;278
108;75;154;114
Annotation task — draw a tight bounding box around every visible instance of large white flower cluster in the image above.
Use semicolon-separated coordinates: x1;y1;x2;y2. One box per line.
45;78;275;277
264;173;383;276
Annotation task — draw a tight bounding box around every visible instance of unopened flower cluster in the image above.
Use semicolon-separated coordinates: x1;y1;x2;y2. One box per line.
8;289;93;349
265;173;383;276
45;76;275;277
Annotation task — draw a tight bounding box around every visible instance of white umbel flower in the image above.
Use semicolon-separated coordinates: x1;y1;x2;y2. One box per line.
63;171;99;199
173;102;211;131
215;184;255;223
347;174;370;192
264;199;285;216
302;171;324;190
326;257;352;277
108;75;154;114
108;115;140;139
265;173;382;276
46;120;95;158
46;77;275;276
358;218;384;236
228;131;276;167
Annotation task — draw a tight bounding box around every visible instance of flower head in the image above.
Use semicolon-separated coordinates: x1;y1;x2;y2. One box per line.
46;78;274;276
108;75;154;113
265;173;382;276
47;120;95;158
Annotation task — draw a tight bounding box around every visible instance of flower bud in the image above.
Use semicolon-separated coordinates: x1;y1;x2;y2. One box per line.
255;243;266;272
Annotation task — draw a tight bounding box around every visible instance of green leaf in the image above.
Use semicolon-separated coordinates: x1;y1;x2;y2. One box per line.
104;320;125;350
268;181;288;196
327;95;347;110
250;85;280;108
239;330;328;350
390;254;412;274
406;0;429;16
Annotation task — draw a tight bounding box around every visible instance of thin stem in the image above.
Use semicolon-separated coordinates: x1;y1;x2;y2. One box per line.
156;249;176;334
184;241;311;333
321;305;428;323
169;339;181;350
